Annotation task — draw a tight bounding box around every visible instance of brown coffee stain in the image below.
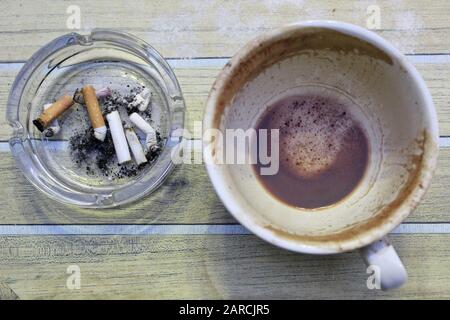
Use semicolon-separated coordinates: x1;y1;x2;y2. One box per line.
263;129;437;248
208;27;393;134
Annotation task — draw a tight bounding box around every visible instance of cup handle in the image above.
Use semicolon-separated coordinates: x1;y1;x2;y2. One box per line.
360;236;407;290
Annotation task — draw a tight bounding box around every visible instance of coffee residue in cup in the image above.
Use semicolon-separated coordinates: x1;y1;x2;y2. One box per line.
253;94;369;209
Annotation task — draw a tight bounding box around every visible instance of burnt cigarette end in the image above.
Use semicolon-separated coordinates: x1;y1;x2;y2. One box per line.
73;88;84;104
32;95;74;131
44;128;54;137
33;119;45;132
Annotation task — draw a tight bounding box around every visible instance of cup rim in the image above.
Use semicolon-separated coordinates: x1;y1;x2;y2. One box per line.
203;20;439;254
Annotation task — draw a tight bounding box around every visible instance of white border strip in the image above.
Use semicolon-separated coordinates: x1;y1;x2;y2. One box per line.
407;54;450;64
1;54;450;72
0;223;449;235
439;137;450;147
0;224;251;235
391;223;450;234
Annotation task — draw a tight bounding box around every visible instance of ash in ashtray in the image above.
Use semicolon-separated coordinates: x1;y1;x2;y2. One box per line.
64;85;163;180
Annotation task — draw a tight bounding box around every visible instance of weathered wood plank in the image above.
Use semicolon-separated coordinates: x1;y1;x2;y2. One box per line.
1;61;450;138
0;234;449;299
0;147;449;224
0;282;19;300
1;0;450;62
0;150;229;224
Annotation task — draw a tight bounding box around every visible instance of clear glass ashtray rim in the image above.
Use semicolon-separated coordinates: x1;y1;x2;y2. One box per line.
6;29;186;209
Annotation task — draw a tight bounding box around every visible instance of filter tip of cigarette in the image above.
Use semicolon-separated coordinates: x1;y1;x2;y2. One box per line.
94;126;107;142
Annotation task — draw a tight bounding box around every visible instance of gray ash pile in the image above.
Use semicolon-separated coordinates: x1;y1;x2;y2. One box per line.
67;85;163;180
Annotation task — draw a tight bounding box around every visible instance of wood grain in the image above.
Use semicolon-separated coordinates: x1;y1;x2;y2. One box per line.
0;234;449;299
1;61;450;138
0;282;19;300
0;148;449;224
1;0;450;62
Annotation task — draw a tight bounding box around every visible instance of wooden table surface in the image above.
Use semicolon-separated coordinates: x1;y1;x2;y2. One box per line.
1;0;450;299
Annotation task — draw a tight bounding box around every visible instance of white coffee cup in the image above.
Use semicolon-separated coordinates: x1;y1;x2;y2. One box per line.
203;21;439;290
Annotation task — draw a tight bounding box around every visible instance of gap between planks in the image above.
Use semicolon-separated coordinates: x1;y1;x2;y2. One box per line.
0;223;450;235
1;54;450;72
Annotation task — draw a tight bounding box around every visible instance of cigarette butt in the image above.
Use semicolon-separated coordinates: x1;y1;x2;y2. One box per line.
131;87;151;112
106;111;131;164
145;132;158;152
125;128;147;165
129;112;156;135
82;85;107;141
33;95;73;132
129;113;158;151
43;103;61;137
74;87;111;104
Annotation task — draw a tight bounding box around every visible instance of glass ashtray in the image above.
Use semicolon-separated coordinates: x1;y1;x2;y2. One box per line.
6;29;185;208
